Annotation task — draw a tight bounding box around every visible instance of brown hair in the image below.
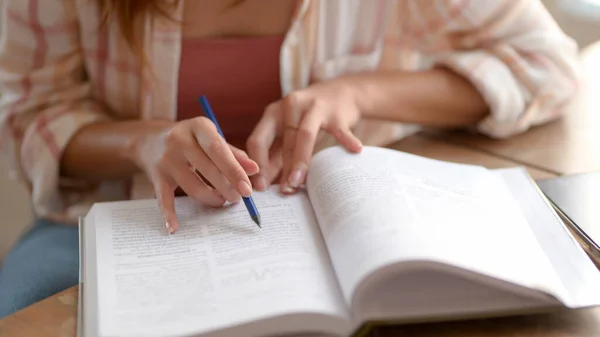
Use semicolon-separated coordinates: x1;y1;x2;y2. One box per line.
97;0;247;70
98;0;179;70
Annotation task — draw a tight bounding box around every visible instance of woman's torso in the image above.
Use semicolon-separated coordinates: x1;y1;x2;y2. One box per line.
176;0;296;150
78;0;411;137
176;35;285;150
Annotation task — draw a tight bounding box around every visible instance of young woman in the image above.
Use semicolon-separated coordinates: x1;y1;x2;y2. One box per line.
0;0;580;317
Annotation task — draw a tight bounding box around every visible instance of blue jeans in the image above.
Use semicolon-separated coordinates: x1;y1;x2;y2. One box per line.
0;218;79;319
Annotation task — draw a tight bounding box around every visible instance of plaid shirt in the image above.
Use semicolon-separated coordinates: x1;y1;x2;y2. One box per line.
0;0;581;223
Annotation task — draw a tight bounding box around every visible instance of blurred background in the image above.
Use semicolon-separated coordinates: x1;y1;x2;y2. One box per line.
1;0;600;261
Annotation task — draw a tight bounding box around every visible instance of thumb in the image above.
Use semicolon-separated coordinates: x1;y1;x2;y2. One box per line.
155;177;179;234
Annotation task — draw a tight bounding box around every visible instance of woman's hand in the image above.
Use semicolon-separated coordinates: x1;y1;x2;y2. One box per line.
247;77;364;194
131;118;259;234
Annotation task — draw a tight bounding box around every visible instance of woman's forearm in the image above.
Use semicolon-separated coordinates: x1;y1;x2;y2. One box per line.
355;67;489;127
60;119;172;181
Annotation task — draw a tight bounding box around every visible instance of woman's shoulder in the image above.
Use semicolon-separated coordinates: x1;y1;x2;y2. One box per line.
1;0;104;41
3;0;80;23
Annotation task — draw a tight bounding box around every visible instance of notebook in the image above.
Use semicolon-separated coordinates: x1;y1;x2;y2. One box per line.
77;146;600;337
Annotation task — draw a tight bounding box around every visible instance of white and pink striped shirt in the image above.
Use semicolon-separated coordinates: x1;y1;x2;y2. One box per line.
0;0;581;223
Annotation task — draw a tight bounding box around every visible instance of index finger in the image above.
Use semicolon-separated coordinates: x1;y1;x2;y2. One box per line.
154;176;179;234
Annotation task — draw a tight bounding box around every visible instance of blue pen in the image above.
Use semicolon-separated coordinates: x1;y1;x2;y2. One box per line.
199;95;261;227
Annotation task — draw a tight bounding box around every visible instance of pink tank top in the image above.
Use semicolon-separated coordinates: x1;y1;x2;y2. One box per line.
177;35;285;150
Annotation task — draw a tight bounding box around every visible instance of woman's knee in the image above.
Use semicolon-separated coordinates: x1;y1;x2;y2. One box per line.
0;219;79;318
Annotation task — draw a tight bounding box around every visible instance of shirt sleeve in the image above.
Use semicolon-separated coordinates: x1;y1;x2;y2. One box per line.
398;0;582;138
0;0;110;219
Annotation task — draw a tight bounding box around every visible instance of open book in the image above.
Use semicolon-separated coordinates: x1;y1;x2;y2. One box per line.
78;146;600;337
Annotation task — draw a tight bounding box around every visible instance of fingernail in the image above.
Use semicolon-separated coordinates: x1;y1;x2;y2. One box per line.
289;170;303;187
255;175;267;191
288;164;306;188
238;180;252;197
165;221;174;235
248;161;260;176
281;185;296;194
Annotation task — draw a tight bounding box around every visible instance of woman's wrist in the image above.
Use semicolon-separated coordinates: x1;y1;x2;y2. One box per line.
126;120;175;170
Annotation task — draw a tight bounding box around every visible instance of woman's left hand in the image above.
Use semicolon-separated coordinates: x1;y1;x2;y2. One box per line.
247;77;364;194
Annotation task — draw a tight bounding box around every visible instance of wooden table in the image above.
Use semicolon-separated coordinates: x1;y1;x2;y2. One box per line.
3;42;600;337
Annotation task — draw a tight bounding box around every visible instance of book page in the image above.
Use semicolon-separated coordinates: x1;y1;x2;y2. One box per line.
92;189;348;337
306;146;565;307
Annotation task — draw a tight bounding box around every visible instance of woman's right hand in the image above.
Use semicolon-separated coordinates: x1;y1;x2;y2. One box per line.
131;117;259;234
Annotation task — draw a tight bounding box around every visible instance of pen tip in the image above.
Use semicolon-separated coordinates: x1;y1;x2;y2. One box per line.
252;215;261;228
